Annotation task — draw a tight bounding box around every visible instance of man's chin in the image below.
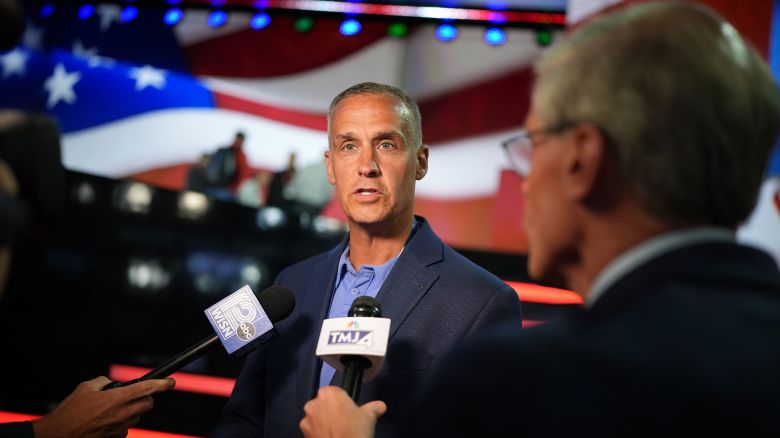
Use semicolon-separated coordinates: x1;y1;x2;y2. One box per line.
347;215;411;236
344;206;388;224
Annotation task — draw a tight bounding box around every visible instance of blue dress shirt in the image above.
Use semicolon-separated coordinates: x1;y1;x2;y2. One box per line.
318;246;400;387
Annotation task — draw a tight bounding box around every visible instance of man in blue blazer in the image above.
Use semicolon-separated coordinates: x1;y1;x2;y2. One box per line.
299;3;780;437
211;82;522;437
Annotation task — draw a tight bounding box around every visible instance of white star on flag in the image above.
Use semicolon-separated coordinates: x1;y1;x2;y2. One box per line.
44;63;82;108
129;65;167;91
96;4;121;32
1;48;28;78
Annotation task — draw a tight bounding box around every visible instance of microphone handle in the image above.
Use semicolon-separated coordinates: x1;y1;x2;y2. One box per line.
103;334;220;390
341;355;372;401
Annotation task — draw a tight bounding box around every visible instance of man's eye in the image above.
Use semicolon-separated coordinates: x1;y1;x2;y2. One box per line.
378;142;395;150
342;143;357;151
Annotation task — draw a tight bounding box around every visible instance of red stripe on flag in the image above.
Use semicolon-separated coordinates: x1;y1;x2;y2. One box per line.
109;364;236;398
211;64;534;145
419;66;534;144
185;16;390;77
213;92;327;131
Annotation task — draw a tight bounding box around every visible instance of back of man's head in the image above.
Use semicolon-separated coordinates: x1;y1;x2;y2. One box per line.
533;1;780;229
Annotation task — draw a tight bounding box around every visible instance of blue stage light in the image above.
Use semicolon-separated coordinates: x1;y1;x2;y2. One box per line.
207;10;228;27
435;24;458;42
250;12;271;30
40;3;56;18
164;8;184;25
340;18;362;36
119;6;139;23
484;27;506;45
78;4;95;20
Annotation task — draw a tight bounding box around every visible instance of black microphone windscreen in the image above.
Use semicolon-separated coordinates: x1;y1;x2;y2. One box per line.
348;296;382;318
258;286;295;322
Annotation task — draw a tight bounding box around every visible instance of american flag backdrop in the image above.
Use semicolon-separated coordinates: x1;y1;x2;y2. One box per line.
0;2;559;253
1;0;779;261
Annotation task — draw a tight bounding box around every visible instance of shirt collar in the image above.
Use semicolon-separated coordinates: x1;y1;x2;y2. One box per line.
336;245;401;285
336;218;419;284
586;227;735;307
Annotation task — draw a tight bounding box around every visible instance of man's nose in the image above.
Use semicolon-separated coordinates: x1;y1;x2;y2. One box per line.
358;147;380;177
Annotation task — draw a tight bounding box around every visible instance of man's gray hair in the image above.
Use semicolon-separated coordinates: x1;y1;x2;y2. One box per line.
533;1;780;228
328;82;423;149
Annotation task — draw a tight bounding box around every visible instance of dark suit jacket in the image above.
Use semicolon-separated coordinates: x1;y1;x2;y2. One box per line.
0;422;33;437
211;217;522;437
404;241;780;437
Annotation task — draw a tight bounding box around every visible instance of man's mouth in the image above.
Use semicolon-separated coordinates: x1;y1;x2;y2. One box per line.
355;188;379;196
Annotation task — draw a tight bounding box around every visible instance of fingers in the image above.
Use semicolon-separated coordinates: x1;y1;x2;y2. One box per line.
317;385;348;399
139;378;176;396
82;376;113;391
300;386;383;438
96;378;174;423
116;378;176;401
360;401;387;419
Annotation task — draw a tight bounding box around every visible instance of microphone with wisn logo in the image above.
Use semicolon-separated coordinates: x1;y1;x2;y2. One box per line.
103;285;295;390
315;296;390;401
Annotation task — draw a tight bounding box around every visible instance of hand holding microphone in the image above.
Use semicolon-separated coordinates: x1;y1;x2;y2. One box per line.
104;284;295;390
300;386;386;438
316;296;390;401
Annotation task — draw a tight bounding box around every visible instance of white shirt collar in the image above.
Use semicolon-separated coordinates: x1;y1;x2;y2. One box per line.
586;227;735;307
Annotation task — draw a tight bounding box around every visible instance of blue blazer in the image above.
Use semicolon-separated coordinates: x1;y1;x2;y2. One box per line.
211;217;522;437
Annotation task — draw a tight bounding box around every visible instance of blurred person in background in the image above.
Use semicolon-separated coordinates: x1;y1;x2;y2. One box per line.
201;131;252;201
236;170;272;209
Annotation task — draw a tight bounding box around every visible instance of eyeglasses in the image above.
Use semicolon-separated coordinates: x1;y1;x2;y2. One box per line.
501;123;573;177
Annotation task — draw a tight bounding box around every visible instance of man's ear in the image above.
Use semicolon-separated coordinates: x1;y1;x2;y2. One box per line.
415;144;429;180
566;123;608;201
324;149;336;186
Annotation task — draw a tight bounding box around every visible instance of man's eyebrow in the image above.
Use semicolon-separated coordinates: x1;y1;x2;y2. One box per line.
334;133;357;142
373;130;404;141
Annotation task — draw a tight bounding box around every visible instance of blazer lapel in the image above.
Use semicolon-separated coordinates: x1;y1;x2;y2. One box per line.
376;218;443;339
296;240;345;406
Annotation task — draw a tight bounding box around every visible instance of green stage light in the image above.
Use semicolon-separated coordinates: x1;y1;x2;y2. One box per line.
294;16;314;32
536;29;552;46
387;22;408;38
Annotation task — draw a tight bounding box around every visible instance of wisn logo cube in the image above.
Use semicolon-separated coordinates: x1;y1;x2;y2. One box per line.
205;285;274;356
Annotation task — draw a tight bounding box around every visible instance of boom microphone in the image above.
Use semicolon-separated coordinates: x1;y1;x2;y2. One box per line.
104;285;295;390
316;296;390;401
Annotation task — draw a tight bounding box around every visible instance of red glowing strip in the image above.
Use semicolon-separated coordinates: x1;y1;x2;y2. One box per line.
0;411;35;423
505;281;583;305
0;411;201;438
187;0;566;25
109;365;235;398
278;1;566;24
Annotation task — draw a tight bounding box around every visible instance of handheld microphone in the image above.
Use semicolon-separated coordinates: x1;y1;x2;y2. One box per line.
103;285;295;390
315;296;390;401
